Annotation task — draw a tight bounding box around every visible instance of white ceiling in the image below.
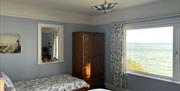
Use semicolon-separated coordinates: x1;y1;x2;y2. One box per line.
3;0;162;16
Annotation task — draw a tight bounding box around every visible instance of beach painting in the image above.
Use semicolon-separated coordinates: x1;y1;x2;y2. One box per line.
0;33;21;53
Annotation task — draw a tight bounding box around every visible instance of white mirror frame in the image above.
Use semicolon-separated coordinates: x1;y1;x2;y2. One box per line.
38;23;64;64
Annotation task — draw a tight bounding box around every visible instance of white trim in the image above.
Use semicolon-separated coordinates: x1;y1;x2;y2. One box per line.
173;23;180;82
177;23;180;82
127;70;173;81
125;17;180;83
38;23;64;64
125;17;180;30
127;72;180;85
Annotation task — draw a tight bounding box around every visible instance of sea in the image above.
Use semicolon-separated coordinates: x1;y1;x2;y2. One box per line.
127;43;173;77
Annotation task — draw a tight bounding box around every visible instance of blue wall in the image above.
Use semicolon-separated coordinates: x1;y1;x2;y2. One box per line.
95;24;180;91
0;15;95;81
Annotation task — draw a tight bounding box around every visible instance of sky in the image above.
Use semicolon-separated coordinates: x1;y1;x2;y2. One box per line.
126;26;173;43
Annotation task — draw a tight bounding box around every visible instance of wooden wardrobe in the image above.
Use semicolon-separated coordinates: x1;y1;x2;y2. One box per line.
73;32;105;88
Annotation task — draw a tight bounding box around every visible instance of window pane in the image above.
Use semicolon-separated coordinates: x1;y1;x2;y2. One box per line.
126;26;173;77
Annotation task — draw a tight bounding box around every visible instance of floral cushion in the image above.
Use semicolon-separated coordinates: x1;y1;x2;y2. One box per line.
0;72;16;91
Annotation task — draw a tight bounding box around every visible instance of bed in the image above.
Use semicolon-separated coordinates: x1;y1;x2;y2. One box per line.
14;74;89;91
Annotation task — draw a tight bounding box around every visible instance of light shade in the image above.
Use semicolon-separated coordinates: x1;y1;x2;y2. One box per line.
92;0;118;14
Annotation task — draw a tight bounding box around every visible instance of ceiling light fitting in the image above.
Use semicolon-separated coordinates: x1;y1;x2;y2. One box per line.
92;0;118;14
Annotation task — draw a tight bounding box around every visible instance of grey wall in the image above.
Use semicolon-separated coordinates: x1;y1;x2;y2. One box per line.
94;25;180;91
0;15;95;81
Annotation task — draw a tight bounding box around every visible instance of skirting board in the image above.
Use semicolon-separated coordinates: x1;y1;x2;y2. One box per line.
105;82;130;91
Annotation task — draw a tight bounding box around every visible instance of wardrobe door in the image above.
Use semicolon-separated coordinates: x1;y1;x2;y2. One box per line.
73;32;105;88
91;34;104;77
73;33;84;78
83;33;94;79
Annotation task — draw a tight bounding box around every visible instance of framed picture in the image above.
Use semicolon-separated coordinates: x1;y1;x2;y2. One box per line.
0;33;21;53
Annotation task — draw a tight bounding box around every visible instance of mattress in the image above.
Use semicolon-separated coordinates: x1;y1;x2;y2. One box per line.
14;74;89;91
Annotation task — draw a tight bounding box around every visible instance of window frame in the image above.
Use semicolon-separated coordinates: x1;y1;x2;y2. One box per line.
125;17;180;83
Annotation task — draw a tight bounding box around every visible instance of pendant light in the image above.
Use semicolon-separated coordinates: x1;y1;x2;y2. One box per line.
92;0;118;14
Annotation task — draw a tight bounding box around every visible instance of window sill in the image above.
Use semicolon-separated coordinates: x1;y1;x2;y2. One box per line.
127;72;180;85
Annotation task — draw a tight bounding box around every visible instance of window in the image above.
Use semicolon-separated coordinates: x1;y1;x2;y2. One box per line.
126;17;180;83
127;27;173;77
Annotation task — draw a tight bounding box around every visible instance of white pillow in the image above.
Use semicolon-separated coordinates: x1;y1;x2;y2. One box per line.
0;72;16;91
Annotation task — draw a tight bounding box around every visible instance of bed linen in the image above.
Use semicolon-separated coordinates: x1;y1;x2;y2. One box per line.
14;74;89;91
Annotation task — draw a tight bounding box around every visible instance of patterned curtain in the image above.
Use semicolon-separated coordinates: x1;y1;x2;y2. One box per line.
111;23;128;88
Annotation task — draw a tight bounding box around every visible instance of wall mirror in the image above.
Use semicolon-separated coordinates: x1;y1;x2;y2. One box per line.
38;23;64;64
